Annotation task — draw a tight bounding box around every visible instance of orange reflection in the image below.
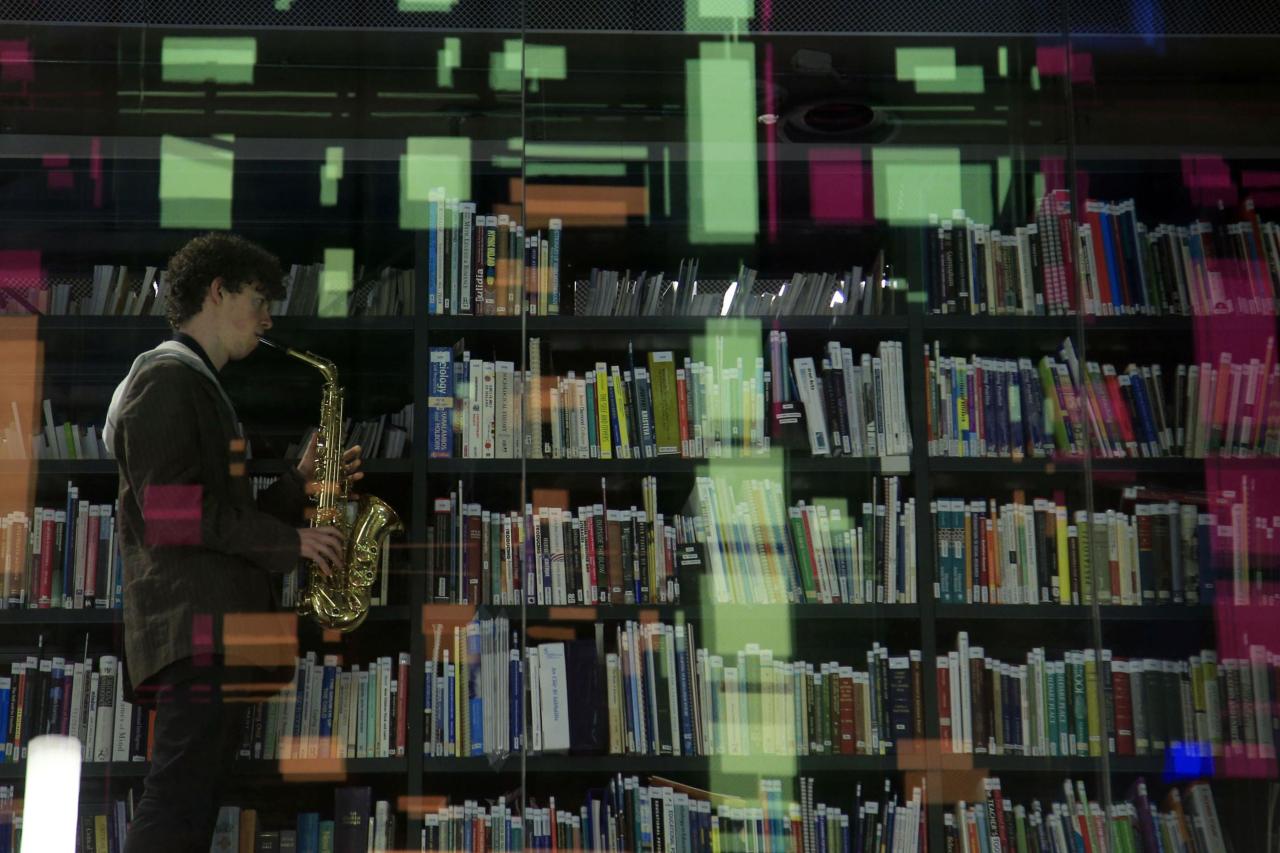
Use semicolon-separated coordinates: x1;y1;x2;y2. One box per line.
0;318;40;518
224;612;299;669
511;178;647;228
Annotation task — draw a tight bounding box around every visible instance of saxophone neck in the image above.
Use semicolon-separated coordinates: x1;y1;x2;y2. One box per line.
259;336;338;382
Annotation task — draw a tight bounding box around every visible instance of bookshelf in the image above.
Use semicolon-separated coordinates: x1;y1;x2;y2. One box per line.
2;12;1277;853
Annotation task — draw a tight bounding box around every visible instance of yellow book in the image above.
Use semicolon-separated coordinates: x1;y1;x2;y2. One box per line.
1055;502;1071;605
94;814;108;853
612;368;632;459
590;363;611;459
454;626;464;757
1084;649;1102;757
648;351;680;456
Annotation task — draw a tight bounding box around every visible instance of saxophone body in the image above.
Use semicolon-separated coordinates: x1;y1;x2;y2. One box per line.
261;338;403;632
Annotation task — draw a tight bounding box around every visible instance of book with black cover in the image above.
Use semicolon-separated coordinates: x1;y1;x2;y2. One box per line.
333;786;371;853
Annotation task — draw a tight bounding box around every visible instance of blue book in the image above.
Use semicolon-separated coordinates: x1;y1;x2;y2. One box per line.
1098;205;1125;311
291;657;309;744
0;680;9;762
296;812;320;853
671;625;694;756
427;196;438;315
607;380;623;457
317;657;337;750
428;347;455;458
1127;368;1160;455
509;646;522;752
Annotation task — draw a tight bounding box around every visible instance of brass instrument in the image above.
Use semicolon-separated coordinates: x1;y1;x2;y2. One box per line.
259;336;403;632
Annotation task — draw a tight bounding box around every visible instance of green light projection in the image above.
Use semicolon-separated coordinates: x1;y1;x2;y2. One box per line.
399;0;459;9
319;249;354;318
490;40;523;92
438;38;461;88
321;147;343;206
524;44;567;93
400;137;472;229
871;147;962;226
895;47;984;94
159;135;234;230
161;38;256;85
686;0;753;34
686;42;758;245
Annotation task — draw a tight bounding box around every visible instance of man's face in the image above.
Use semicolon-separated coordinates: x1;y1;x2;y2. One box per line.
220;280;273;361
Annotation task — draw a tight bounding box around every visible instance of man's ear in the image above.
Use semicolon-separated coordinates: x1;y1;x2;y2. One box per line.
208;276;226;306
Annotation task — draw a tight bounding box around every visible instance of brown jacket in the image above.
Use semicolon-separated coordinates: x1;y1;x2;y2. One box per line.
111;357;305;697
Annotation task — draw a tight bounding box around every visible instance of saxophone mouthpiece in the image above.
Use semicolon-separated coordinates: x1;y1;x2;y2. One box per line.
257;336;286;352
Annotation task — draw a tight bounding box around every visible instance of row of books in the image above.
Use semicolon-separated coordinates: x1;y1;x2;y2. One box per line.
0;263;413;318
925;191;1280;319
571;256;900;317
931;494;1215;606
210;787;395;853
235;652;411;762
941;634;1279;762
772;336;913;458
422;615;926;760
424;474;915;607
0;400;109;461
925;335;1280;459
288;406;415;461
423;190;563;317
0;653;138;765
946;777;1227;853
428;336;912;461
0;486;124;610
274;262;414;318
420;777;926;853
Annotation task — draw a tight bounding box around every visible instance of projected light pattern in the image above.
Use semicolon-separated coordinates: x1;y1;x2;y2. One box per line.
160;135;234;230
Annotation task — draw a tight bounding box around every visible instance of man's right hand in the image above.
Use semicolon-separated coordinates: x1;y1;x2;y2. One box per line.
298;526;345;577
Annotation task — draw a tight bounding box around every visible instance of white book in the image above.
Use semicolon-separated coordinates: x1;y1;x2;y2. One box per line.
67;661;85;752
527;646;542;753
355;668;370;759
379;656;392;758
481;361;496;459
537;642;570;753
93;655;117;762
304;662;323;758
495;361;515;458
791;357;829;456
111;659;131;762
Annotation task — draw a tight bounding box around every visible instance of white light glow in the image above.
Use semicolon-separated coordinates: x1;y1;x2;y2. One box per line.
21;736;81;853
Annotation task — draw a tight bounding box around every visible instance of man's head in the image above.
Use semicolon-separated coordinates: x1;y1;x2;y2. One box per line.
165;233;285;365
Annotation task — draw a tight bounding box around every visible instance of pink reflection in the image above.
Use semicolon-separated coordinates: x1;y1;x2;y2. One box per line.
809;148;870;225
0;40;33;85
1182;155;1238;207
0;250;43;314
143;483;203;546
1034;46;1094;83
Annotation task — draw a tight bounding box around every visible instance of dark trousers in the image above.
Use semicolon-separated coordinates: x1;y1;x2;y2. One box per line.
123;671;241;853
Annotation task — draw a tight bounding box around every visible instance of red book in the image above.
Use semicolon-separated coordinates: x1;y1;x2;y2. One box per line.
838;671;855;755
84;509;100;607
465;508;482;605
937;659;952;753
675;371;691;458
38;514;54;609
396;654;409;756
1112;657;1135;756
1084;201;1116;312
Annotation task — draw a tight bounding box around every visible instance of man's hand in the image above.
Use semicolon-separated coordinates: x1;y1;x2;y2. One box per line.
298;526;344;577
296;432;365;487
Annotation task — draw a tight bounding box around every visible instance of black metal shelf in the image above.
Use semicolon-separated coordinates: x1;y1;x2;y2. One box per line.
0;606;411;627
935;604;1214;623
427;456;909;476
0;757;407;781
926;457;1211;476
6;316;415;333
489;603;922;622
426;315;909;334
420;754;904;775
5;458;413;477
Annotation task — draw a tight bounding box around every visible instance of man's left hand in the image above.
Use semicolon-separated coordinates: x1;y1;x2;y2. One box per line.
297;432;365;486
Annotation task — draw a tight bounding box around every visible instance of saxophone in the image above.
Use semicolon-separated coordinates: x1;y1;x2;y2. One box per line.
259;337;403;632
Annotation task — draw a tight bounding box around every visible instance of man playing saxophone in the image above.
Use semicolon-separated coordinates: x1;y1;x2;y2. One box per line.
102;232;363;853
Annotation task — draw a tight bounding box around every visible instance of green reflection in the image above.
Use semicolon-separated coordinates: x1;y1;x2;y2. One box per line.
399;0;459;9
895;47;984;94
319;248;353;318
525;162;626;177
438;37;461;88
490;40;523;92
159;135;233;230
998;46;1009;77
872;147;962;226
526;143;647;160
161;37;256;85
686;0;753;34
321;147;342;206
525;44;567;94
400;137;472;230
960;162;993;225
687;43;759;245
997;156;1012;215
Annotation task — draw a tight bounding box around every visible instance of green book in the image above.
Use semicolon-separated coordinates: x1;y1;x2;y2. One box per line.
1038;356;1070;451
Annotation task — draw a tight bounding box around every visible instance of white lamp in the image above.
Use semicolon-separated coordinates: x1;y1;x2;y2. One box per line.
21;735;81;853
